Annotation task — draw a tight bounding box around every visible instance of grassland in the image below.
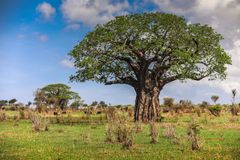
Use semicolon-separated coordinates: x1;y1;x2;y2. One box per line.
0;111;240;160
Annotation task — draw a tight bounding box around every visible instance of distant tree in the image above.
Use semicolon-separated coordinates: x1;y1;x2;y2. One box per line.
0;100;8;108
83;103;88;107
26;101;32;107
211;95;219;104
70;101;81;109
69;13;231;122
91;101;98;107
231;89;238;116
16;103;24;107
232;89;237;105
34;84;80;110
163;97;174;107
199;101;209;108
70;94;84;109
9;98;17;104
99;101;108;107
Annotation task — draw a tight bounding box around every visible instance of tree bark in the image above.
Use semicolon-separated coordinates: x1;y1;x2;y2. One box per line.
134;86;161;122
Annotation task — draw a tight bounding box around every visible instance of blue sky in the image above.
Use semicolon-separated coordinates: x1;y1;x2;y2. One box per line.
1;0;240;105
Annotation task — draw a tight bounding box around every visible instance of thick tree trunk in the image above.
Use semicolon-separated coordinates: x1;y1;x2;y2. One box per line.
134;87;160;122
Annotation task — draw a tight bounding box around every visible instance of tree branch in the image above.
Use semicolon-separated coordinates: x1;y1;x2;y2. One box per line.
105;76;138;88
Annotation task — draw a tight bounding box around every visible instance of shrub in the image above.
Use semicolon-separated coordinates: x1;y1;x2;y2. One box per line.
149;121;158;143
230;106;239;116
105;123;115;143
163;124;176;139
106;107;116;121
163;97;174;107
30;113;43;132
67;113;73;126
199;101;209;108
0;111;6;121
19;109;25;119
105;111;134;149
194;107;201;117
208;105;221;116
229;116;238;123
135;122;142;133
115;114;133;144
80;133;91;143
43;118;50;131
187;119;201;150
122;136;133;149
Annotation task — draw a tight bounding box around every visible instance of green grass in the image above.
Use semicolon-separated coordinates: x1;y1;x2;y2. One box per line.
0;111;240;160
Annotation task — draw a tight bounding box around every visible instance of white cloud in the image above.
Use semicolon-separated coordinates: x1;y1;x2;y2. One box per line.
65;23;80;31
60;59;74;68
33;32;48;42
147;0;240;96
39;34;48;42
16;34;25;39
36;2;56;20
60;0;130;26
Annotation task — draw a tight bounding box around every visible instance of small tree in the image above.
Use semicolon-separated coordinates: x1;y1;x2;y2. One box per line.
232;89;237;105
211;95;219;104
34;84;80;110
231;89;238;116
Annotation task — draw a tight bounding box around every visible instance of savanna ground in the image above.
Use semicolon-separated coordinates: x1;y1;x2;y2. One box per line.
0;109;240;160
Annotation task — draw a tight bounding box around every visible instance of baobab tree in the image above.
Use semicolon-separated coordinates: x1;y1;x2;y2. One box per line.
69;13;231;122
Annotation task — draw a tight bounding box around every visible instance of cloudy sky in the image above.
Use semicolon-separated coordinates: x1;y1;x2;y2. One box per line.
1;0;240;105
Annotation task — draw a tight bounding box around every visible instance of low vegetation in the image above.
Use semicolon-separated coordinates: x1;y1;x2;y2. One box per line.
0;101;240;160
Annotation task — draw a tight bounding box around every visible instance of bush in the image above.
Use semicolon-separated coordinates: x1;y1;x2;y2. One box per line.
135;122;142;133
208;105;221;116
19;109;25;119
163;97;174;107
149;121;158;143
31;113;42;132
231;105;239;116
105;123;115;143
194;107;201;117
187;119;201;150
163;124;176;139
0;111;6;121
67;113;73;126
105;111;134;149
43;117;50;131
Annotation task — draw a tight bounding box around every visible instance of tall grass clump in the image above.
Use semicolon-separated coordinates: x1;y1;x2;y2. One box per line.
163;124;180;144
187;119;201;150
105;110;134;149
105;122;115;143
31;113;42;132
0;110;6;121
149;121;158;143
30;113;49;132
135;121;142;133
